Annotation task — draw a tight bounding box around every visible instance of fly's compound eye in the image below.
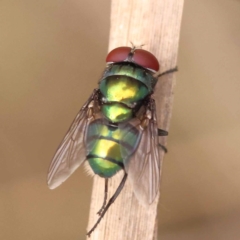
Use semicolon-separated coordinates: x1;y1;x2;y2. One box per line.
133;49;160;72
106;46;160;72
106;46;131;64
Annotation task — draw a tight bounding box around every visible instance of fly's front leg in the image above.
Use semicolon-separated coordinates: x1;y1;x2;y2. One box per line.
157;66;178;78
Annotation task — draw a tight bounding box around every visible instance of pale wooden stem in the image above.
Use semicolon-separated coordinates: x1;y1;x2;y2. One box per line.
87;0;184;239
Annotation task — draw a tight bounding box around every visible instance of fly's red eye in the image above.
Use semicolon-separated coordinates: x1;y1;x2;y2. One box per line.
106;47;132;63
134;49;159;72
106;46;160;72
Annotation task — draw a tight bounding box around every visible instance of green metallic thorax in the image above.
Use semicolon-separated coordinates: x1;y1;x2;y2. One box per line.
99;63;157;123
87;63;157;178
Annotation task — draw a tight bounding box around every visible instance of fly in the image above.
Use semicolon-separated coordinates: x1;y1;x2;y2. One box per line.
47;46;177;237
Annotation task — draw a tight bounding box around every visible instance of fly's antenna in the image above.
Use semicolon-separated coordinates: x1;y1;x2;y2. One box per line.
127;42;136;61
130;41;136;51
128;42;146;61
130;42;145;50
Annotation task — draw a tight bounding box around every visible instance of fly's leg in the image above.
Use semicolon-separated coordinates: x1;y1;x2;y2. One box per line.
157;66;178;78
97;179;108;215
158;128;168;153
158;143;168;153
141;100;169;153
158;129;168;136
87;173;128;237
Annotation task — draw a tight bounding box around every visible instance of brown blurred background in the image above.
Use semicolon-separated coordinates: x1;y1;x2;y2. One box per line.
1;0;240;239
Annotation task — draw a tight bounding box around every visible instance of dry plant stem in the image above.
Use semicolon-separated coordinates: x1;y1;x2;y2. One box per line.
87;0;184;239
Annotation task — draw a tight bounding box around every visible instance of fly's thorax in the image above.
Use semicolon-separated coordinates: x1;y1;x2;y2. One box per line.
99;63;157;123
101;102;133;123
102;63;158;92
100;76;148;104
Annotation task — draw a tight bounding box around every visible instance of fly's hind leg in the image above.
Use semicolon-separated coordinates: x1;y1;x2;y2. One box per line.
97;179;108;215
87;173;128;237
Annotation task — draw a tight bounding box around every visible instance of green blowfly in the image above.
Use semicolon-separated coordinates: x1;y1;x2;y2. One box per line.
47;46;177;236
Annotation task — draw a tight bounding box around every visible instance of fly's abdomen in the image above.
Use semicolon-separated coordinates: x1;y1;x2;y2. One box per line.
86;119;139;178
99;64;156;123
87;139;122;178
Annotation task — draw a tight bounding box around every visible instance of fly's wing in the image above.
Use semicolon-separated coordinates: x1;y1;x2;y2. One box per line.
47;89;100;189
120;99;162;205
118;118;142;159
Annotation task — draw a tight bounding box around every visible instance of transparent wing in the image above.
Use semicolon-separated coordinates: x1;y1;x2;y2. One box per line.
117;118;142;159
47;89;100;189
121;99;162;205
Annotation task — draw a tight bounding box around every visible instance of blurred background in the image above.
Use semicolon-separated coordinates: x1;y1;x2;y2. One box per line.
1;0;240;239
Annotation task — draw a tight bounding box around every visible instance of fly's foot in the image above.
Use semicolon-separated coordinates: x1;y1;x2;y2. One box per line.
159;143;168;153
97;207;105;216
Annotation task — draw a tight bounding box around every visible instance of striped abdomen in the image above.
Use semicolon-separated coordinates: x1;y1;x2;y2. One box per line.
86;119;139;178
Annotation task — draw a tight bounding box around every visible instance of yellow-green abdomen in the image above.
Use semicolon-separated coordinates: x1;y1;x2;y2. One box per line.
86;119;140;178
